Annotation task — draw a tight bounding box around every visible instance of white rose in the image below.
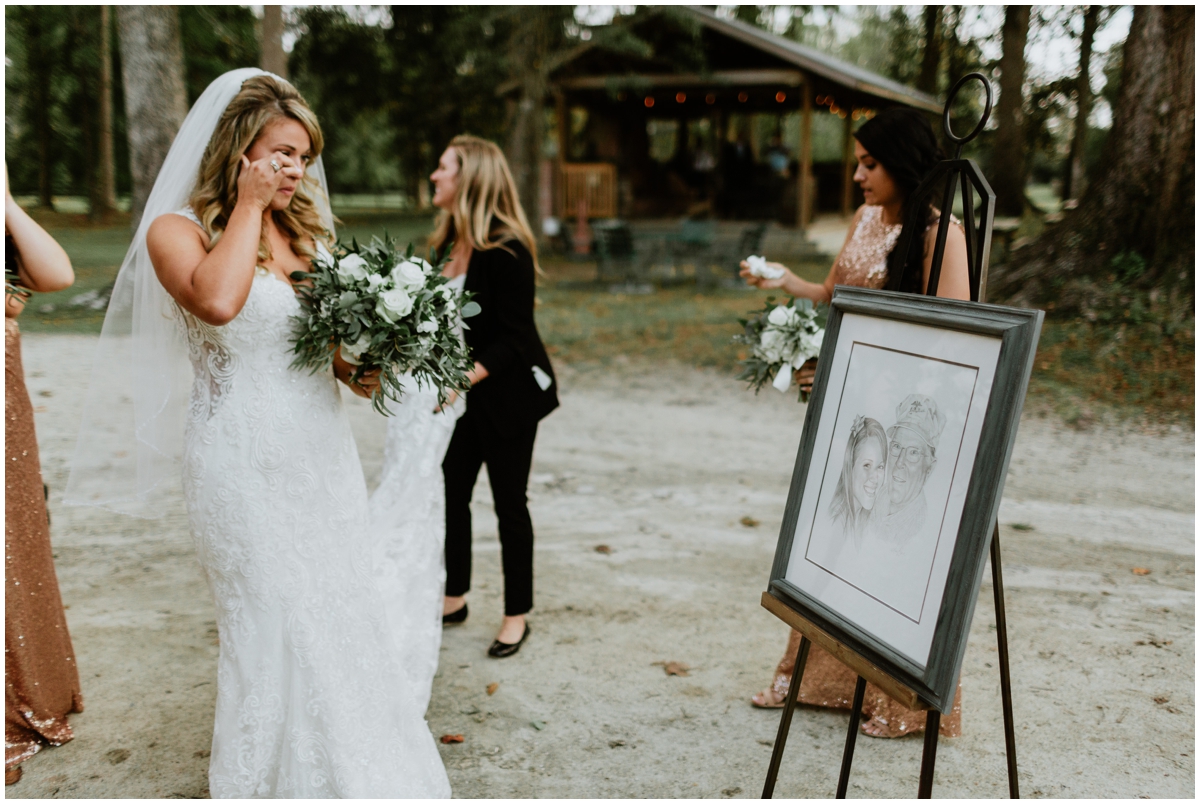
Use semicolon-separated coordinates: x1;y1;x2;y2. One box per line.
376;287;414;322
438;284;458;300
759;329;787;363
796;329;824;363
365;273;388;292
767;305;792;327
393;259;427;292
335;253;370;283
417;318;439;334
341;333;372;365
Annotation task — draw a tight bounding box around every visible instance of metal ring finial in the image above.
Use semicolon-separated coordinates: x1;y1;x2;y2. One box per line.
942;72;993;150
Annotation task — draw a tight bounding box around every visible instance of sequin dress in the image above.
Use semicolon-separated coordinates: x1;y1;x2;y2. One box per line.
5;317;84;782
765;204;963;738
830;204;901;290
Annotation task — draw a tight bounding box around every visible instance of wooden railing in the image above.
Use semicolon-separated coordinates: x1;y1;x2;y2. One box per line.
558;162;617;219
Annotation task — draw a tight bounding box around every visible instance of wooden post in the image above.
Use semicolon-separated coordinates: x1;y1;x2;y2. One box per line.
798;83;813;228
840;111;854;217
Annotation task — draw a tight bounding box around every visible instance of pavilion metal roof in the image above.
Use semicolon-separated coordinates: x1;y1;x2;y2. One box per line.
682;6;943;113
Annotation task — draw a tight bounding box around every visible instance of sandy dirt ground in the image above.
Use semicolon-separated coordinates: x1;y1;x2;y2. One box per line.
8;333;1195;799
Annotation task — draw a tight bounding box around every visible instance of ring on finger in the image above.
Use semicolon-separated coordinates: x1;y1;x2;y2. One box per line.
269;159;281;173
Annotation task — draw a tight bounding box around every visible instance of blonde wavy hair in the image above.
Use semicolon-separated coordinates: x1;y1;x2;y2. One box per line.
429;135;539;270
189;74;329;262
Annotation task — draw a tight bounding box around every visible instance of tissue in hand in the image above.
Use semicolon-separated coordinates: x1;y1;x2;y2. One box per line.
745;255;785;280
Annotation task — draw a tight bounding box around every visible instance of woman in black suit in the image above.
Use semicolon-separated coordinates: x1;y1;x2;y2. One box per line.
430;136;558;658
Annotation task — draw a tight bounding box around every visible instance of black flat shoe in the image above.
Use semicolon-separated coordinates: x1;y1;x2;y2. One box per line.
487;624;530;658
442;603;468;625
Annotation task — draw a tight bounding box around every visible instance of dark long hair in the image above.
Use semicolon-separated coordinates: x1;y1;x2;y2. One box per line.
853;108;943;294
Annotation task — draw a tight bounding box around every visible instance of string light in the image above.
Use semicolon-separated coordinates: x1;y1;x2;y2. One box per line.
705;93;716;104
775;91;786;103
644;96;654;108
676;92;686;103
738;91;749;102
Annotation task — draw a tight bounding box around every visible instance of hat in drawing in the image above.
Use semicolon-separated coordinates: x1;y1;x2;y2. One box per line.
890;394;946;453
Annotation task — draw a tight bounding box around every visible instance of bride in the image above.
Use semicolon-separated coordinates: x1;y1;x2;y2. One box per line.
66;69;450;798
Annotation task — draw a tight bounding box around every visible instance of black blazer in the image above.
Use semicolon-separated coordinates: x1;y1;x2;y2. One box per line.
461;239;558;435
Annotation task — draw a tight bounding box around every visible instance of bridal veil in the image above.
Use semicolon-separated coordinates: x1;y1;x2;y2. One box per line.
64;67;334;517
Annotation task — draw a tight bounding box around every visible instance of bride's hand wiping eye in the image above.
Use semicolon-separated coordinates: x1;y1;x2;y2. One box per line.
237;151;300;211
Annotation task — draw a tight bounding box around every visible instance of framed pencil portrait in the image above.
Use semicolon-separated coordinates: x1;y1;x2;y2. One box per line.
766;286;1043;713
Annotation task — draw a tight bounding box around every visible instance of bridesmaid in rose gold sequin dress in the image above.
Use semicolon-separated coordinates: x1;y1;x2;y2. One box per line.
740;108;969;738
4;177;81;785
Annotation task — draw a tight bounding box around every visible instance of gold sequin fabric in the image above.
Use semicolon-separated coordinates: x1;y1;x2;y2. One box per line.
831;205;901;290
771;629;961;738
5;318;84;775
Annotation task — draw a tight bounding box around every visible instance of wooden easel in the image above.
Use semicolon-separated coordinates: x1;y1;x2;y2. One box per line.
760;74;1020;799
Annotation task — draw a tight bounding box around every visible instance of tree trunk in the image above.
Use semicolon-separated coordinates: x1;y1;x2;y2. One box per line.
917;6;942;95
94;5;119;219
944;7;965;97
991;6;1195;315
25;11;56;210
505;73;546;227
261;6;288;78
992;6;1030;218
117;5;187;229
1062;6;1099;202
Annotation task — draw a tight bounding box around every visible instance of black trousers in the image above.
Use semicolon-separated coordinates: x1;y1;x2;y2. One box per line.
442;411;538;616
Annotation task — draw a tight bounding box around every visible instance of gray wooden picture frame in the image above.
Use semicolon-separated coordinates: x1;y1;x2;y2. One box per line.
767;285;1043;713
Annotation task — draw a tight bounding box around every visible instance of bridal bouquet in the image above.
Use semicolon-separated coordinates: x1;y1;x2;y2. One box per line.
734;297;827;402
289;236;480;414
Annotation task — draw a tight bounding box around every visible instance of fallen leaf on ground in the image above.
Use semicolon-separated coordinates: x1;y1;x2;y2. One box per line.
1132;567;1151;575
440;734;464;744
740;516;760;527
1010;523;1034;531
609;739;626;748
595;544;612;554
486;682;499;696
1153;696;1170;704
655;661;690;677
1136;637;1173;648
531;720;546;731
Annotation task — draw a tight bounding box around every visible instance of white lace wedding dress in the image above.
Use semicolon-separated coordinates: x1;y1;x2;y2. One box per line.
173;211;451;798
370;274;466;712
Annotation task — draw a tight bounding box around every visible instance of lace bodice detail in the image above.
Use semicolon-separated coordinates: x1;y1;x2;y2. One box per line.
832;205;902;289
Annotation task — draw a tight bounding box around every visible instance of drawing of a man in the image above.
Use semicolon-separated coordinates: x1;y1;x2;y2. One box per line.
877;394;946;547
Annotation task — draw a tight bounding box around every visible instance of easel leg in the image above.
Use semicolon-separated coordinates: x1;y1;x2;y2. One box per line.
917;710;941;798
761;636;811;799
991;526;1020;798
835;676;867;798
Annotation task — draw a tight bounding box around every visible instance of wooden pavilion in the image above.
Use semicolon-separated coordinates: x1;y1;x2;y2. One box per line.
539;6;940;229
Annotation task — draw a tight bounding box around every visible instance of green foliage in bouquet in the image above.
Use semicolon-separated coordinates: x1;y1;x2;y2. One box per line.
733;296;828;402
289;235;481;415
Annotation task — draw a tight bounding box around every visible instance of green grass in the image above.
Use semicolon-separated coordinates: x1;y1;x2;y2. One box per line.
14;207;1193;424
